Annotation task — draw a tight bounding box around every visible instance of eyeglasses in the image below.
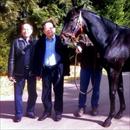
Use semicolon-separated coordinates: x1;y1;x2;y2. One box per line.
44;27;54;30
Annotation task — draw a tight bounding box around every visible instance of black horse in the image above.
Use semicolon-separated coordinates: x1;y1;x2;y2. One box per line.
61;6;130;127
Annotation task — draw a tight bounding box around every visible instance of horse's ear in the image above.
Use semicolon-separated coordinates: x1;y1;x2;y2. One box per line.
76;4;84;11
72;0;78;7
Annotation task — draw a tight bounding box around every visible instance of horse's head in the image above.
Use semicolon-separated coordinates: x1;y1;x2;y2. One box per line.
61;5;86;47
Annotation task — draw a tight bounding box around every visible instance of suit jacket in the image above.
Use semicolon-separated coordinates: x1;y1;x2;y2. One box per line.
34;35;70;76
8;37;37;77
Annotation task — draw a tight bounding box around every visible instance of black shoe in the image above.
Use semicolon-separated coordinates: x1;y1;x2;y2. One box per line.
38;112;51;121
73;108;86;117
91;108;98;116
26;112;36;119
13;116;22;122
54;114;62;121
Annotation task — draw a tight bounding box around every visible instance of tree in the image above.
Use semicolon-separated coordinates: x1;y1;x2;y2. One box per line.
123;0;130;27
91;0;130;27
0;0;129;74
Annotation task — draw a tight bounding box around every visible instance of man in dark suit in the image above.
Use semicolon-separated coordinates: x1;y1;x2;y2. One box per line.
8;23;37;122
34;20;70;121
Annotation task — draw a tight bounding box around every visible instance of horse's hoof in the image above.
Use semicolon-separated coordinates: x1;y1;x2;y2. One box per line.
115;112;123;119
102;119;111;127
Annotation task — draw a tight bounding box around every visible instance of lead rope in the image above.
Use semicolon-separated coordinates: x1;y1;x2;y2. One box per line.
74;53;93;95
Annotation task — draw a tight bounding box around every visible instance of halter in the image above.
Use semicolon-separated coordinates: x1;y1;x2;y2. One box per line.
74;11;84;34
72;11;84;43
61;11;84;46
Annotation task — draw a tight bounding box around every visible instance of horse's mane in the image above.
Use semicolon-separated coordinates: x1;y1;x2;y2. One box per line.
82;9;119;32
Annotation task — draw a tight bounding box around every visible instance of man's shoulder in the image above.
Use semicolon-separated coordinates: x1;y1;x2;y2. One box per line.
12;37;23;45
55;35;62;44
55;35;60;39
37;35;46;41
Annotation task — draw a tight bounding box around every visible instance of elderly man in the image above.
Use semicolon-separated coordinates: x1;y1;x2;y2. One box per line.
8;23;37;122
34;20;70;121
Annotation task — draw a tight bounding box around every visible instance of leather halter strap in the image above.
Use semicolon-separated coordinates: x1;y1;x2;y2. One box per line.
62;11;84;44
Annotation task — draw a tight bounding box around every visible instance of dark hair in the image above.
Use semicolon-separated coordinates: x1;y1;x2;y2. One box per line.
42;20;55;30
17;22;33;36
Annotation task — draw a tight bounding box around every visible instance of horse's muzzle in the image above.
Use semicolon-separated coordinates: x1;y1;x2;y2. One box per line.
60;32;77;43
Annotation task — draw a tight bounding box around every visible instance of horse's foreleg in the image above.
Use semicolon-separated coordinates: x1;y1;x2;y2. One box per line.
102;69;119;127
115;74;126;119
103;90;116;127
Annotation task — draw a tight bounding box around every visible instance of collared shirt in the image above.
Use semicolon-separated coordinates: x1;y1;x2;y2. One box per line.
43;35;61;66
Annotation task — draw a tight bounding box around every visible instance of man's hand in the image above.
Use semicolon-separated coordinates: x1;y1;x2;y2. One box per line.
8;76;16;83
36;76;41;81
76;46;82;54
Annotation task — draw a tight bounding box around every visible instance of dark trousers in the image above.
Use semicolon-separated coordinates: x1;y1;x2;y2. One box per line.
14;76;37;117
41;63;64;114
79;67;102;109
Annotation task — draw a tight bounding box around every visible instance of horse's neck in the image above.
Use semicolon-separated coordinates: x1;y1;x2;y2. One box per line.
83;10;118;50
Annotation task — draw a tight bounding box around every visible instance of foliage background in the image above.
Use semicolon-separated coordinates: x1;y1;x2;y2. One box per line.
0;0;130;75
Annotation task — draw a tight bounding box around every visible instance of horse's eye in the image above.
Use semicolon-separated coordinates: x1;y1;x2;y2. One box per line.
70;19;74;22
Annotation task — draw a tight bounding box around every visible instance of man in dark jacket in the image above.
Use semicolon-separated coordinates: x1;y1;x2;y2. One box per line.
8;23;37;122
34;20;70;122
74;34;102;117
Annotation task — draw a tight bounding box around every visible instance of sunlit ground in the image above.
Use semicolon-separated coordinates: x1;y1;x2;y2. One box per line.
0;66;130;130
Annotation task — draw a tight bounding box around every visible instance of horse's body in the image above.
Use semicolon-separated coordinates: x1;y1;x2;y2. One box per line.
61;6;130;127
